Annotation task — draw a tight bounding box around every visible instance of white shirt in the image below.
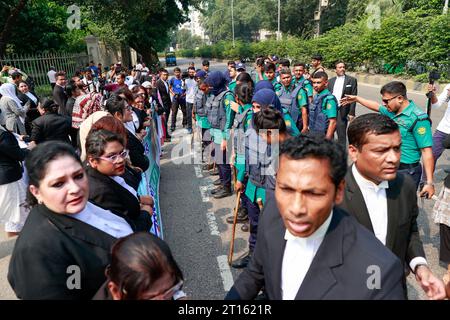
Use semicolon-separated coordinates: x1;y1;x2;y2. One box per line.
332;75;345;106
434;84;450;134
111;175;138;199
352;165;389;245
185;78;197;104
281;211;332;300
352;165;427;271
47;70;56;83
72;202;133;238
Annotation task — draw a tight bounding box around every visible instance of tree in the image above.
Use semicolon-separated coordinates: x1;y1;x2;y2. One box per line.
176;29;204;49
1;0;201;65
201;0;263;43
0;0;29;57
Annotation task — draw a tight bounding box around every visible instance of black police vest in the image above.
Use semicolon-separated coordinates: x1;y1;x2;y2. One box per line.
309;93;335;134
233;107;251;155
205;90;231;131
194;90;207;117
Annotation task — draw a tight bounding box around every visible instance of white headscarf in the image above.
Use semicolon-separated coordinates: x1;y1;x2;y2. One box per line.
0;83;23;109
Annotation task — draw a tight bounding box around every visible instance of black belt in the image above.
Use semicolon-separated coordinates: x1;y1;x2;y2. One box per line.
398;162;420;170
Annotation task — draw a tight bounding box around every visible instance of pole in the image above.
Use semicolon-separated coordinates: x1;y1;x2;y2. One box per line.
444;0;449;14
231;0;235;47
228;191;241;265
315;0;322;38
277;0;281;41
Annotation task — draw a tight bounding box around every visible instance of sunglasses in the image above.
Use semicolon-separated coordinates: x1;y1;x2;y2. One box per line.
382;94;402;104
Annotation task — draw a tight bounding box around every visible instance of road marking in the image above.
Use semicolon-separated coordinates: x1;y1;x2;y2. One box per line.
206;211;220;236
217;255;234;292
199;185;210;202
194;165;203;178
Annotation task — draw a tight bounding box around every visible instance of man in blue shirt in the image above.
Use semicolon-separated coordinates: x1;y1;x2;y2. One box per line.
169;67;186;131
89;61;99;78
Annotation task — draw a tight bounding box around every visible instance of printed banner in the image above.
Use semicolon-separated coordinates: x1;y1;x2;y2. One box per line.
138;112;163;239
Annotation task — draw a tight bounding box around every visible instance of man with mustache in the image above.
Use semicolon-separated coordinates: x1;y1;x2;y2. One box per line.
339;113;446;300
341;81;434;198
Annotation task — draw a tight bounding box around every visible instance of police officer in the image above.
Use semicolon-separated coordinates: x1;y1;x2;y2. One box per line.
292;62;314;104
232;92;290;269
253;57;267;84
276;68;309;133
309;71;338;140
311;54;326;77
226;82;254;229
205;71;236;199
264;62;282;92
341;81;434;198
193;71;213;170
227;65;238;92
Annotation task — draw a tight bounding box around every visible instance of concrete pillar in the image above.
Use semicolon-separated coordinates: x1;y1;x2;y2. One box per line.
85;35;100;64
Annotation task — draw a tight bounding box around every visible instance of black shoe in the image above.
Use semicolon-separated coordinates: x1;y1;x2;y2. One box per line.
226;210;248;224
241;223;249;232
231;252;252;269
213;187;232;199
210;167;219;176
210;185;223;195
213;179;222;186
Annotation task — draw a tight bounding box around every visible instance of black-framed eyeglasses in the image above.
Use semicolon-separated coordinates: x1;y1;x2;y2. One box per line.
382;94;402;104
98;149;129;163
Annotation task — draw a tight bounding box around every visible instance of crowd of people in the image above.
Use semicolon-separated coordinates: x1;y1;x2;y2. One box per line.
0;59;188;299
189;55;450;300
0;52;450;300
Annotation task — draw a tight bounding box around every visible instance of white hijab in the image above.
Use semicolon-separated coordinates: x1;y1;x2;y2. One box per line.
0;83;23;109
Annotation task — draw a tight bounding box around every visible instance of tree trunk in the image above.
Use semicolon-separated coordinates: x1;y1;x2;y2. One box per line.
120;45;132;70
0;0;28;58
139;47;159;66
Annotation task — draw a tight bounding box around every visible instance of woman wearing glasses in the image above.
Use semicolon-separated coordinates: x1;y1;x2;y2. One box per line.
8;141;133;299
94;232;186;300
85;129;152;232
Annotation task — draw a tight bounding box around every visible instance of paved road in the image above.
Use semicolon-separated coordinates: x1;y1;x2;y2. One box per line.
0;58;447;300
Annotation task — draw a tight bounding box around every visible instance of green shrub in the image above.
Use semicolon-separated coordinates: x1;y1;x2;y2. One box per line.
34;84;52;98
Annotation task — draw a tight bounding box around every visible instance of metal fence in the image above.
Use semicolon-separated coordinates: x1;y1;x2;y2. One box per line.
0;52;89;87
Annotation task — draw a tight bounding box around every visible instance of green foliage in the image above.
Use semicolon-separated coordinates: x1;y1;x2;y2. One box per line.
202;0;262;42
34;84;53;98
175;29;204;50
2;0;86;54
2;0;201;64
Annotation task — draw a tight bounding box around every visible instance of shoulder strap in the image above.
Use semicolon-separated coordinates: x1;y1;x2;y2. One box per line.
408;113;430;133
242;107;251;119
216;90;232;101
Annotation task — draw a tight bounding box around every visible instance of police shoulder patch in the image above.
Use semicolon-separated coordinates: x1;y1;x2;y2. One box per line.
417;126;426;135
326;103;332;110
285;120;291;127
